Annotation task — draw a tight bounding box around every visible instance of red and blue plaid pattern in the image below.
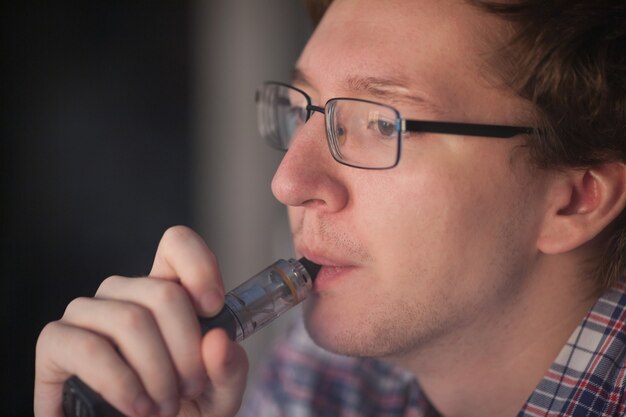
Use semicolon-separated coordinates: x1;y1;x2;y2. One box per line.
240;278;626;417
519;279;626;416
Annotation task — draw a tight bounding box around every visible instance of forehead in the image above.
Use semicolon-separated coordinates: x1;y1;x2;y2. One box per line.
296;0;514;119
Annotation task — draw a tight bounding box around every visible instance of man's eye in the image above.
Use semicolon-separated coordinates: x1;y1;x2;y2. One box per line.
377;119;396;136
367;118;396;137
365;109;397;137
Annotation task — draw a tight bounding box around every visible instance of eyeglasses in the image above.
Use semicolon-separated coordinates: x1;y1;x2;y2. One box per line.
256;81;537;169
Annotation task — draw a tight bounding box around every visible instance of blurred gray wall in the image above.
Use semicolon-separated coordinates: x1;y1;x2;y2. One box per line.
2;4;193;414
192;0;312;389
1;3;310;413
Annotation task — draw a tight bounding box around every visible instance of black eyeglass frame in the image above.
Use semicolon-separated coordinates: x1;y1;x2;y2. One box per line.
257;81;538;170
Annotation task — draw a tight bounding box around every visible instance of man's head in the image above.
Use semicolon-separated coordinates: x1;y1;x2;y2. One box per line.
268;0;626;358
304;0;626;289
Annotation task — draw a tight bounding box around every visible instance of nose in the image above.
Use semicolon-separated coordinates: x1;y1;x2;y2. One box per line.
271;113;349;212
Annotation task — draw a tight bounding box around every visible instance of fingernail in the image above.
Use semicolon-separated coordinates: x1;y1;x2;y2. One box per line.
201;289;223;315
133;393;155;416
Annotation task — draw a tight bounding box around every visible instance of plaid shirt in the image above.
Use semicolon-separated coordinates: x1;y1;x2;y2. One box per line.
239;278;626;417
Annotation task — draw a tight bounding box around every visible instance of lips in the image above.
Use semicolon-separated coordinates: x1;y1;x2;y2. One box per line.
313;264;359;291
297;248;359;292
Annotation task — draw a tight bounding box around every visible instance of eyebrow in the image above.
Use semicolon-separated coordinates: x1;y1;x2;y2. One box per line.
292;67;446;116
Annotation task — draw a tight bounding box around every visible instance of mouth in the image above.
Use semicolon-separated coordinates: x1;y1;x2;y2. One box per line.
298;249;360;292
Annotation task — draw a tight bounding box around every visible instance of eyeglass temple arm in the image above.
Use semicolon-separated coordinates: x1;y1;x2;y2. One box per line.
403;120;535;138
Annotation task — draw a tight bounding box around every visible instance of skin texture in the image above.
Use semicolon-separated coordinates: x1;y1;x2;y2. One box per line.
34;0;626;416
34;226;249;417
272;0;626;415
276;0;549;359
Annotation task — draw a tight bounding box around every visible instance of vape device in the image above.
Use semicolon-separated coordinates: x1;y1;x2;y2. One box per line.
62;257;320;417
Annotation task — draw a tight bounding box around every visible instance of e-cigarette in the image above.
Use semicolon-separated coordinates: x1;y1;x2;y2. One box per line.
62;257;320;417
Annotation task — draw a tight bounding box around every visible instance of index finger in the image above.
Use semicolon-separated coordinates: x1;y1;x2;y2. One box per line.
150;225;225;316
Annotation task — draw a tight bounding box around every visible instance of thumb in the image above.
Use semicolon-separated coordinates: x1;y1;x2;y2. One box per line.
194;329;249;417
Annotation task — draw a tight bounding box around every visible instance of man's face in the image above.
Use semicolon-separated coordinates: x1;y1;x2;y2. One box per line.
272;0;552;358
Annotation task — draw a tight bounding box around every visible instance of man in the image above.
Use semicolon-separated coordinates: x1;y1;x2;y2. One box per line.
35;0;626;416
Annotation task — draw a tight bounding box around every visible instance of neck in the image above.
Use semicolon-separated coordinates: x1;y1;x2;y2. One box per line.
386;254;599;417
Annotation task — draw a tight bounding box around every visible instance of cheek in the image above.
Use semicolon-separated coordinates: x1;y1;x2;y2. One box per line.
356;156;532;279
301;153;546;356
355;168;467;257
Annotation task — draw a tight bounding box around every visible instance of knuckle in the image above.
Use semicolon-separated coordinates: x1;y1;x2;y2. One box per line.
109;367;141;398
153;280;187;305
118;304;152;331
95;367;145;410
35;321;61;353
96;275;125;295
178;358;206;387
62;296;90;318
76;333;107;358
37;320;59;339
162;225;194;246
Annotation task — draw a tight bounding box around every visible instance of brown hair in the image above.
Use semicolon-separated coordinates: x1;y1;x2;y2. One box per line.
303;0;626;289
467;1;626;289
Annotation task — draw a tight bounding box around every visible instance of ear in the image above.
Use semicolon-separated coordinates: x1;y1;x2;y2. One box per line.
537;162;626;254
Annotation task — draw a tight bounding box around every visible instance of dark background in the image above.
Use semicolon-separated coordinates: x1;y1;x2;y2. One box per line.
2;4;193;415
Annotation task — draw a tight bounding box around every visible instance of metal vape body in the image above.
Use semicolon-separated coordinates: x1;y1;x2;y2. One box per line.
63;257;320;417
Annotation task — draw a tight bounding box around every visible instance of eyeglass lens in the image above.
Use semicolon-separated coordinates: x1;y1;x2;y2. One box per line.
257;83;401;169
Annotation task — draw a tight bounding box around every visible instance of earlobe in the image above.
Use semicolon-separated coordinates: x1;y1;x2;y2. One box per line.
537;163;626;255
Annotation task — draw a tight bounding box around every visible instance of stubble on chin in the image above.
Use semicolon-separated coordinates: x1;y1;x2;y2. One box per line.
290;212;462;361
301;283;456;363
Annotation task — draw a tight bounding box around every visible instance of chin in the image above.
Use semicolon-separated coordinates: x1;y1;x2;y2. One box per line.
302;295;410;358
303;316;367;357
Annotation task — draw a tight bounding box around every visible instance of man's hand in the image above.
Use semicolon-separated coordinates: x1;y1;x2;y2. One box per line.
34;226;249;417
